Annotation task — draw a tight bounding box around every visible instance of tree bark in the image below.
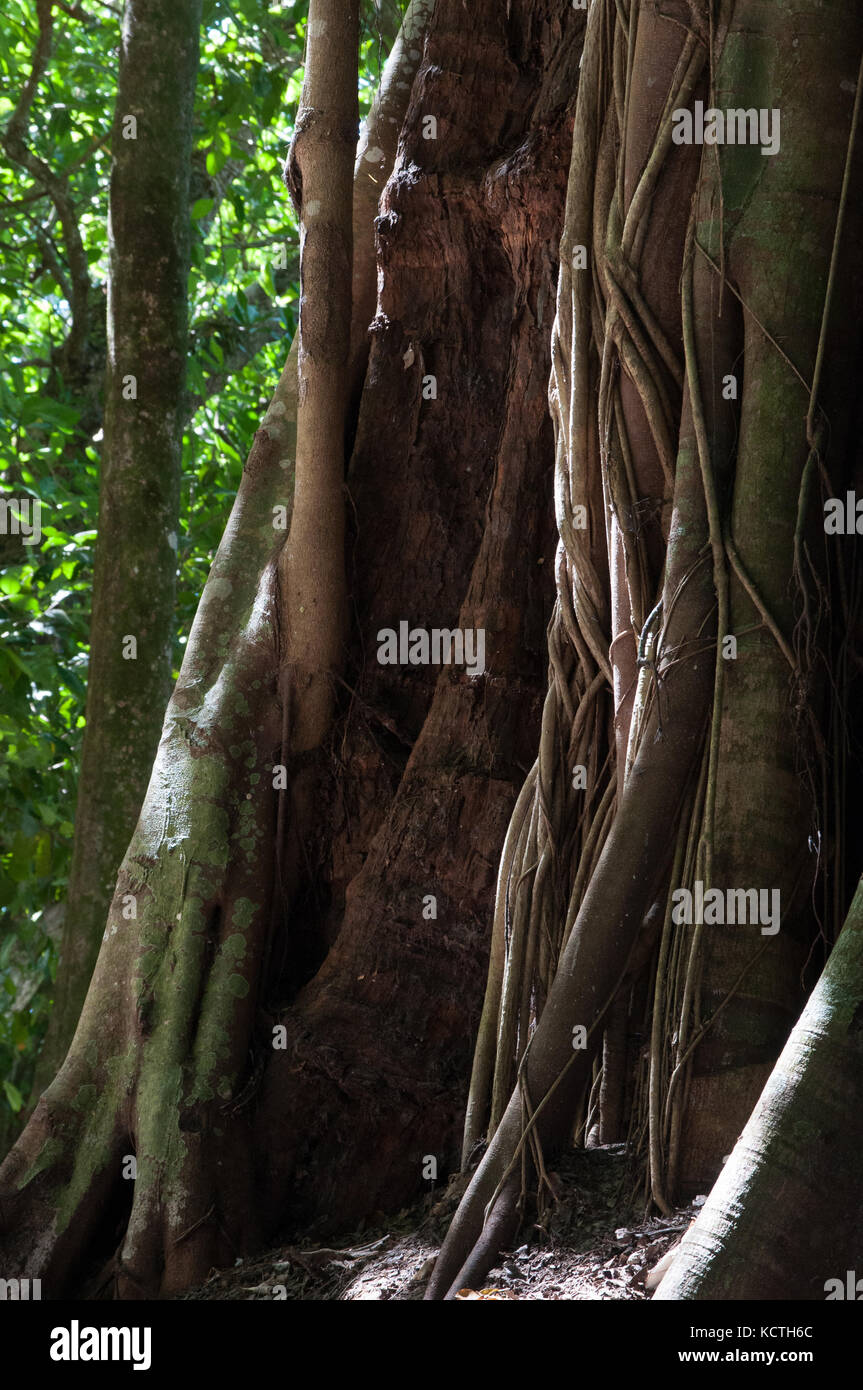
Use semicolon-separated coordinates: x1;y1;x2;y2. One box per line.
276;0;359;921
0;0;506;1296
655;872;863;1299
30;0;202;1102
429;0;863;1294
671;0;863;1200
253;0;583;1236
350;0;435;406
7;0;860;1305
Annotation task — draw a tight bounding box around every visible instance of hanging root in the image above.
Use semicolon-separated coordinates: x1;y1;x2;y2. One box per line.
427;370;719;1292
431;0;711;1295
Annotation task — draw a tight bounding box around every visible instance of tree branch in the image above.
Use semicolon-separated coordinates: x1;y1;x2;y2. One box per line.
1;0;91;383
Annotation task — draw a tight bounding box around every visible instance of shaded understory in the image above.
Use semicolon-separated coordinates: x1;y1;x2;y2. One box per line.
175;1145;700;1301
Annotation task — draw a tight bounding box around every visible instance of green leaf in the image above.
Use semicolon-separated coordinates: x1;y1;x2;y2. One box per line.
34;831;52;877
205;146;226;177
261;261;276;297
3;1080;23;1113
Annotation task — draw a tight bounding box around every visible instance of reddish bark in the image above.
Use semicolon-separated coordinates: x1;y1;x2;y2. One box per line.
255;0;585;1235
0;0;585;1297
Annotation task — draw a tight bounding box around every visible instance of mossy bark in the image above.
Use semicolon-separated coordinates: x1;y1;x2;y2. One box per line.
0;0;481;1296
0;395;292;1294
7;0;861;1303
31;0;202;1103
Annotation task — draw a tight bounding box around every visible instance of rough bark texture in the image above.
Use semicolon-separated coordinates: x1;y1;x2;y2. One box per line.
350;0;435;405
0;0;575;1294
31;0;201;1099
8;0;860;1305
426;337;719;1299
255;0;584;1237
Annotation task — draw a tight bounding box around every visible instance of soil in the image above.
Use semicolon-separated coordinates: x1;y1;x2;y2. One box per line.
177;1144;704;1301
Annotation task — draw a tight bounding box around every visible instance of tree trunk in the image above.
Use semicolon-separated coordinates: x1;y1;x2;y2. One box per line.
253;0;584;1238
276;0;358;917
655;871;863;1299
5;0;862;1305
429;0;863;1295
653;5;863;1295
29;0;202;1101
350;0;435;406
670;0;863;1200
0;0;580;1295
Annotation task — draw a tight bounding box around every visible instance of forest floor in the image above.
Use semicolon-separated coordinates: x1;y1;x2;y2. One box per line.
179;1145;703;1301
